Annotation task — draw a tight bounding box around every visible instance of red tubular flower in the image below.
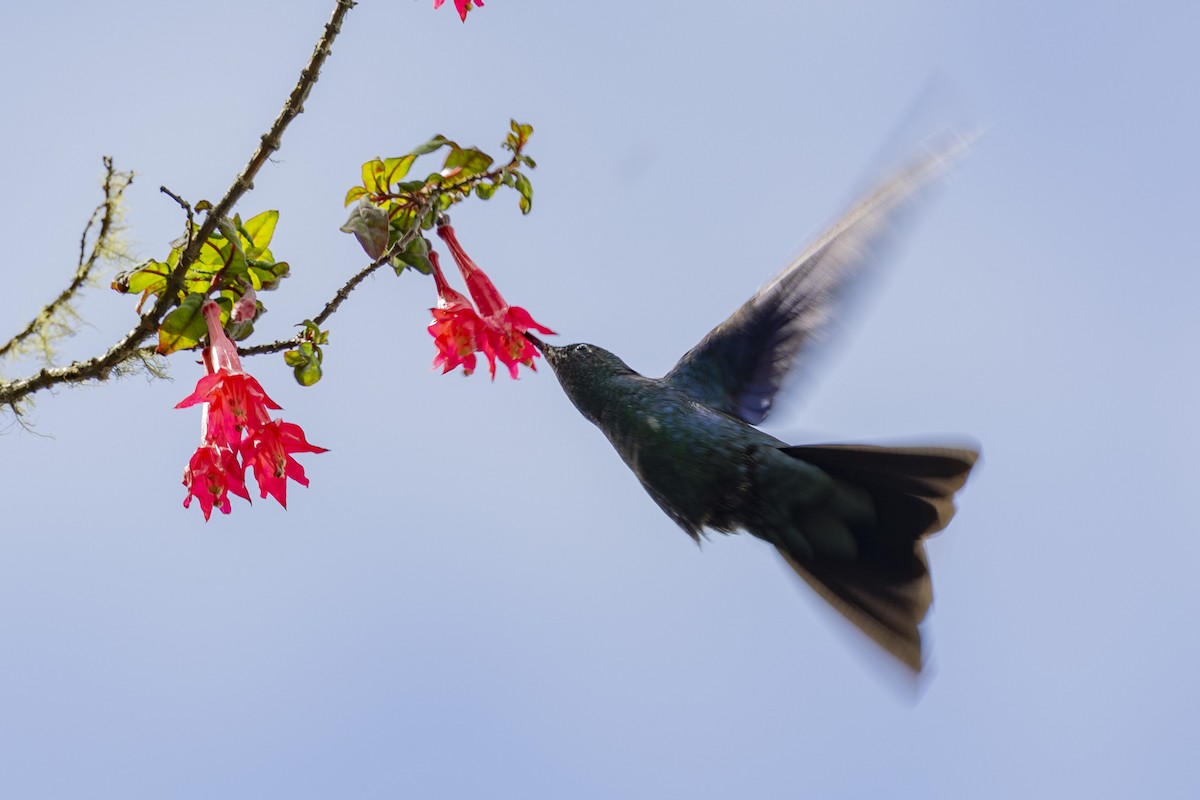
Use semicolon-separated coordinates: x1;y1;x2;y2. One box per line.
176;369;280;448
183;441;251;521
199;299;243;374
428;250;487;376
435;220;554;379
434;0;483;23
231;284;258;323
240;420;328;509
176;302;279;449
177;299;325;518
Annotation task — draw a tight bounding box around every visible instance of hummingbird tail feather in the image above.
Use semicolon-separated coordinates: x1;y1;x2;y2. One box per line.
773;444;978;671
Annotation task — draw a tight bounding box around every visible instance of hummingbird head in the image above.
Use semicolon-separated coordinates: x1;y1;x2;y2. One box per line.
525;333;638;425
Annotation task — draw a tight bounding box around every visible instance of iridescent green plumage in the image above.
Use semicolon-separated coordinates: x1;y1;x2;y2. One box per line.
529;135;978;672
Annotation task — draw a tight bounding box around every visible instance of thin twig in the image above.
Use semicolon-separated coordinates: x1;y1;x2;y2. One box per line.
0;157;132;361
237;193;440;357
0;0;357;410
160;185;195;232
222;147;534;360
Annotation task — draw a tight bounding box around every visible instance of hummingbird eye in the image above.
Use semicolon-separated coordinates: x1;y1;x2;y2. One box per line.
573;344;590;354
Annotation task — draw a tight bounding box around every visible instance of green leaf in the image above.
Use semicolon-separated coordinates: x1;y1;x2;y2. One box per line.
248;260;290;292
409;135;451;157
215;217;241;249
294;360;322;386
240;210;278;259
361;158;386;194
511;120;533;149
392;234;433;276
475;182;498;200
344;186;368;207
390;206;417;230
444;146;494;178
157;292;209;355
395;179;426;193
340;201;391;260
115;259;171;296
514;172;533;214
381;155;417;187
297;319;329;345
200;219;248;280
285;342;323;386
224;316;255;342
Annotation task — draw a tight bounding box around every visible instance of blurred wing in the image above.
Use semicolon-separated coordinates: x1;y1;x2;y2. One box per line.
664;133;974;424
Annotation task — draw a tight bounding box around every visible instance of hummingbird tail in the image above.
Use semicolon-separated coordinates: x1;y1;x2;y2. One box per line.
772;443;978;671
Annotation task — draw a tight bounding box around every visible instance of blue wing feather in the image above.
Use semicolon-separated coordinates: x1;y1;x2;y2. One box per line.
663;134;973;424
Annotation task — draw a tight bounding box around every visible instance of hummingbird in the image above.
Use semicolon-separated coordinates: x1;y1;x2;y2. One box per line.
526;136;978;672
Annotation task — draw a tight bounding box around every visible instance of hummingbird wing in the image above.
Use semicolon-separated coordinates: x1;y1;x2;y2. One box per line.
663;134;973;425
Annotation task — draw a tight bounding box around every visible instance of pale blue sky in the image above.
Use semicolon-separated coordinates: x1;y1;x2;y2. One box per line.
2;2;1198;797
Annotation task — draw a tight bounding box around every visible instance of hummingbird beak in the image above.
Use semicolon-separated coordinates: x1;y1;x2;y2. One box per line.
523;331;546;353
524;331;561;370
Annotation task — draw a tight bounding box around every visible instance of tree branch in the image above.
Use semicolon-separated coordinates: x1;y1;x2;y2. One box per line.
0;157;132;361
0;0;357;411
236;194;440;358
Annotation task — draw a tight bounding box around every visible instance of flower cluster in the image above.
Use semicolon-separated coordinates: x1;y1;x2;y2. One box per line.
428;220;554;379
177;300;326;520
434;0;483;23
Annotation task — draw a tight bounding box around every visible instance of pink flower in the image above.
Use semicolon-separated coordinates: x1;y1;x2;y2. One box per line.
428;250;487;376
177;299;325;518
231;284;258;322
198;298;243;374
240;420;328;509
485;305;553;380
176;369;280;448
182;442;251;521
436;220;554;379
434;0;483;23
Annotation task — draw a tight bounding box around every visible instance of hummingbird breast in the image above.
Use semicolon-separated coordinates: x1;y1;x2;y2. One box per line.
594;377;781;537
